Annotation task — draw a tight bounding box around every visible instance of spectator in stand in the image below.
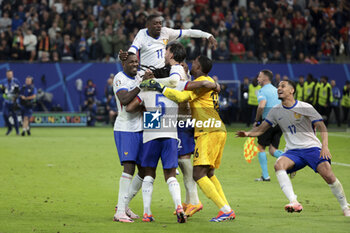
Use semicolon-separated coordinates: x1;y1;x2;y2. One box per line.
230;35;245;61
0;11;12;32
60;34;74;61
214;41;230;61
37;30;50;62
23;29;37;62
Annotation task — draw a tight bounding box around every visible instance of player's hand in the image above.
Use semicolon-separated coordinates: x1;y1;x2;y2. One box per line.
208;36;218;50
214;82;221;92
320;146;332;160
118;49;128;61
236;131;248;137
143;69;154;80
140;79;165;92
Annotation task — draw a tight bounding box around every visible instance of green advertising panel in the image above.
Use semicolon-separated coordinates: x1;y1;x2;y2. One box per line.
29;113;88;127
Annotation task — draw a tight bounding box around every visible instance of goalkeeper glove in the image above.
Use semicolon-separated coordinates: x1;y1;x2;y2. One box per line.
140;79;165;92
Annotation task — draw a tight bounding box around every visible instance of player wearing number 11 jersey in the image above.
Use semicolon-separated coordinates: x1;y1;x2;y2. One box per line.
236;80;350;217
126;14;217;69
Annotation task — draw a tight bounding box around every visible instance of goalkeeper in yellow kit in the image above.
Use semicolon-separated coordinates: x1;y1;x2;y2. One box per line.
140;55;235;222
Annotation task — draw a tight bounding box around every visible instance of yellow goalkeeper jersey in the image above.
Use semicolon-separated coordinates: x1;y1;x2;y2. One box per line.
163;75;226;137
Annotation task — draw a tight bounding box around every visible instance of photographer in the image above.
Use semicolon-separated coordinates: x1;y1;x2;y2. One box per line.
0;70;21;135
20;76;37;136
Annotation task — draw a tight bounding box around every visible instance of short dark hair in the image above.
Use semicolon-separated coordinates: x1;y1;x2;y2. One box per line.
286;80;296;94
261;69;273;81
147;14;161;23
197;55;212;74
167;42;186;63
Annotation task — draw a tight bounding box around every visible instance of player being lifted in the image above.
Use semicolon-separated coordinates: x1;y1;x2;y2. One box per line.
140;55;235;222
126;43;219;223
236;80;350;217
112;53;153;222
120;14;218;216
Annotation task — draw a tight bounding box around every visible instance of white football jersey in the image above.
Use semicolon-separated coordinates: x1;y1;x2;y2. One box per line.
113;71;143;132
128;27;211;68
265;100;323;151
139;90;179;143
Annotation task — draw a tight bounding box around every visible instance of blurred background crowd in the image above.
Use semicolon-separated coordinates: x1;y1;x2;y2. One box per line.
0;0;349;63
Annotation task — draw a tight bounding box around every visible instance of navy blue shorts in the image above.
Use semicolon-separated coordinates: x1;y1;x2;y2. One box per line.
142;138;178;169
21;107;33;117
177;126;195;156
114;131;143;165
283;147;331;173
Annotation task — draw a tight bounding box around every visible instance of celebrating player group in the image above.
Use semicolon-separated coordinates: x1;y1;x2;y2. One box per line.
111;14;350;224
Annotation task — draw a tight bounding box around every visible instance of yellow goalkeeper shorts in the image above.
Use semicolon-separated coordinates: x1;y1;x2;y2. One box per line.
193;131;227;169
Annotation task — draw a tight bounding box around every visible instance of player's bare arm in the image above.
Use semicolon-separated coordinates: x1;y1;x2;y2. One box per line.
236;121;271;137
125;97;142;113
314;121;332;160
254;99;266;127
116;88;140;106
185;80;220;92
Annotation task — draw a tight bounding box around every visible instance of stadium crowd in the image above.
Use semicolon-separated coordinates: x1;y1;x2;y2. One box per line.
0;0;349;63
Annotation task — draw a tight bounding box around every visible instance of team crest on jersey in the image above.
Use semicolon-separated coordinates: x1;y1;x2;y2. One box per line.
163;39;168;45
116;80;121;87
294;113;302;119
124;152;128;155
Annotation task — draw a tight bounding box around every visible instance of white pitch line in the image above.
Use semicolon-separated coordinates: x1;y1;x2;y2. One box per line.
333;162;350;167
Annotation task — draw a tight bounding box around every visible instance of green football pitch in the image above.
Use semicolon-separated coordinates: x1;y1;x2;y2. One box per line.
1;126;349;233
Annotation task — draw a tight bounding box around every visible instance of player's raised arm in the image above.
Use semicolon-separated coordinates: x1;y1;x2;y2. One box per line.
179;29;217;50
236;121;271;137
314;121;332;160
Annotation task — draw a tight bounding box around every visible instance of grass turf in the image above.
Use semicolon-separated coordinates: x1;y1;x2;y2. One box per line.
1;125;349;233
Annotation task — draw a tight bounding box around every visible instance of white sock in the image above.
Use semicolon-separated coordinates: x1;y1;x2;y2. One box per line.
220;205;232;213
142;176;154;215
125;174;143;207
167;176;182;209
178;158;199;205
116;172;132;214
276;170;298;203
329;178;349;210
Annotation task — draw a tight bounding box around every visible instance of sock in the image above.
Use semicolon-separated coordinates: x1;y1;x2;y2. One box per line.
273;150;283;158
210;175;229;206
142;176;154;215
167;177;182;209
116;172;132;214
258;152;269;179
197;176;227;209
329;178;349;210
178;158;199;205
220;205;232;213
125;174;143;207
276;170;297;203
22;128;27;132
